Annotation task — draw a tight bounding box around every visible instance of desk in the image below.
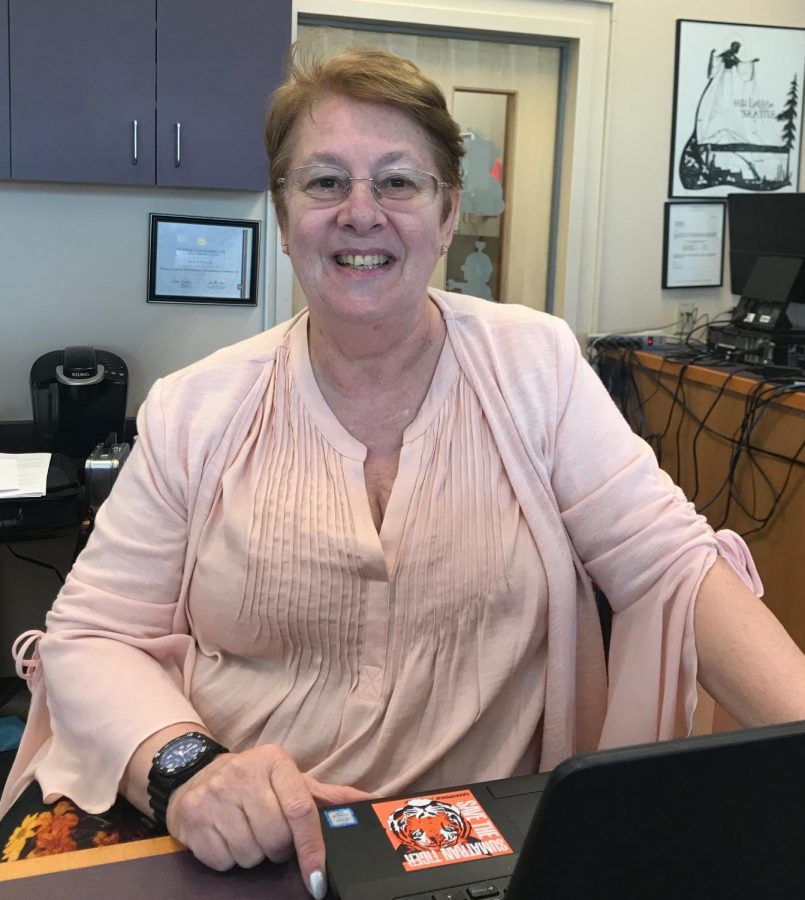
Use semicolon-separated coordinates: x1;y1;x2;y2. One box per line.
0;835;316;899
618;351;805;648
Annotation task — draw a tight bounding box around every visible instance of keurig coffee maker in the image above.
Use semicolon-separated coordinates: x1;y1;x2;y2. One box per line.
30;346;128;461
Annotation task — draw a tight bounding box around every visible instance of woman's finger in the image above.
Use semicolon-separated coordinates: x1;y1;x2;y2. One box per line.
270;757;328;898
243;782;295;863
182;822;237;872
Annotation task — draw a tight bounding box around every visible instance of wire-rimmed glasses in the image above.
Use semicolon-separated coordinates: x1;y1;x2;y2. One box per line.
276;165;449;210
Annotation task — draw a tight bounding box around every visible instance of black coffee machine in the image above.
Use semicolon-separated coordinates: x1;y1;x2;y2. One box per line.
30;346;128;462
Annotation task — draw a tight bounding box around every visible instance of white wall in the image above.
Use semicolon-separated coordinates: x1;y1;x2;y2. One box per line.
597;0;805;333
0;183;269;420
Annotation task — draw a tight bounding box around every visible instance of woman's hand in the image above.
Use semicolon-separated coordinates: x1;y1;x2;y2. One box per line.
165;744;371;899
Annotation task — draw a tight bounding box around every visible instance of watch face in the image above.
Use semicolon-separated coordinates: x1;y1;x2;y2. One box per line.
159;735;208;773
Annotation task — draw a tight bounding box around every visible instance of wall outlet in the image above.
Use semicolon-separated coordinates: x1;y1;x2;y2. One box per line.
677;301;696;337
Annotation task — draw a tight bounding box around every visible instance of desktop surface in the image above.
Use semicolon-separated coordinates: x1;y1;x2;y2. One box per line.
0;837;314;900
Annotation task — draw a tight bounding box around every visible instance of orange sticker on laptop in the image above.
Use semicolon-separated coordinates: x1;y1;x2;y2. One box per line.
371;789;514;872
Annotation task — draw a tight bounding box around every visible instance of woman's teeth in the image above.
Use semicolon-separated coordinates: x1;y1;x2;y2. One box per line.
335;254;390;270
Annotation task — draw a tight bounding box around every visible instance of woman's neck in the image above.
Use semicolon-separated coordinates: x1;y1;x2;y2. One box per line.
307;297;446;401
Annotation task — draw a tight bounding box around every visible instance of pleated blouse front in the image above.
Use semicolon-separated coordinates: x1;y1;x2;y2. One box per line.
187;313;549;794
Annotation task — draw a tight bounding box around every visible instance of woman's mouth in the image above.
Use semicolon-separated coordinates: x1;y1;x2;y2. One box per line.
334;253;391;270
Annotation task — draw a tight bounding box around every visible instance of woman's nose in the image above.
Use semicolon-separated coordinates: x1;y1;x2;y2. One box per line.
336;179;387;231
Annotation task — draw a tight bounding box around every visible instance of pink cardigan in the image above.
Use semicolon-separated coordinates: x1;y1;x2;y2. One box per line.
1;290;761;817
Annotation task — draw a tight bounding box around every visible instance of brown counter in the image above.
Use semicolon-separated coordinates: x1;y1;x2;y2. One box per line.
619;351;805;649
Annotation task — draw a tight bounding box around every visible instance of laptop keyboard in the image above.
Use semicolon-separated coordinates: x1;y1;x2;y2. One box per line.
397;875;510;899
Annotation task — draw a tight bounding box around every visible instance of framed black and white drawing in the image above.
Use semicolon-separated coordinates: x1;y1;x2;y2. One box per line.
669;20;805;198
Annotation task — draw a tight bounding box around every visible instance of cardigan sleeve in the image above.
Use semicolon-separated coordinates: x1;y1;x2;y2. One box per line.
3;377;205;816
548;320;762;744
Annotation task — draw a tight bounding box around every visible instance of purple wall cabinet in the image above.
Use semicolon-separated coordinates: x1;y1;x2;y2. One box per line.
7;0;290;190
9;0;156;185
0;0;10;180
156;0;290;191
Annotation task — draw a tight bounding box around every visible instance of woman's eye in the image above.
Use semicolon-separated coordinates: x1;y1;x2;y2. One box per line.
311;177;340;190
381;176;413;190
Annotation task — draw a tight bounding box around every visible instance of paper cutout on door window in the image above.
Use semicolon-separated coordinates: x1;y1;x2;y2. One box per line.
447;240;494;300
460;129;506;216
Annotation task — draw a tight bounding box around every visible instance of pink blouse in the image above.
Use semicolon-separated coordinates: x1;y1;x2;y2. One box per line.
188;317;548;792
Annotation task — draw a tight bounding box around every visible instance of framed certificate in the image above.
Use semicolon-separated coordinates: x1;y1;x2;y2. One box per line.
147;214;260;306
662;200;726;289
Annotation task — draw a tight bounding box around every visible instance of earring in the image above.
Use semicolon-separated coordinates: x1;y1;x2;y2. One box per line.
440;245;448;256
281;243;289;255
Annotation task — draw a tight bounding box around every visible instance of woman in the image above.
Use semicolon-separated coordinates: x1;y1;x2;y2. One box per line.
2;44;805;900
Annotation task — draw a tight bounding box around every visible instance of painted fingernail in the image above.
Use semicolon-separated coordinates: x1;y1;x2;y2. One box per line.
309;868;327;900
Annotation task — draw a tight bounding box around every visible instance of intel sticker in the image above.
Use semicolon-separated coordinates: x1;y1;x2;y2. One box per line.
324;807;359;828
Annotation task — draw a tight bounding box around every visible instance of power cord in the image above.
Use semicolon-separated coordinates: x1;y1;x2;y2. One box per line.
616;354;804;538
5;544;65;585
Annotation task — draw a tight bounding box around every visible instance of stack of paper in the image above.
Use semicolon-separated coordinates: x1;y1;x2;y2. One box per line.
0;452;52;498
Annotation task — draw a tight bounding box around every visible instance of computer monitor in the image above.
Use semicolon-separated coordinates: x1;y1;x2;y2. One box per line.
727;192;805;295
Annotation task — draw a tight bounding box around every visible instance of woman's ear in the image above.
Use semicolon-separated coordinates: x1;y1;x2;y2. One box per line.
440;188;461;247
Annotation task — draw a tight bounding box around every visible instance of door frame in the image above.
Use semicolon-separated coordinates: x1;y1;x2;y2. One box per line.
269;0;612;335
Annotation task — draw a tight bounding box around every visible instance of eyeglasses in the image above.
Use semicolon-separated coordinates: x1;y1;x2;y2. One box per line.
276;165;449;210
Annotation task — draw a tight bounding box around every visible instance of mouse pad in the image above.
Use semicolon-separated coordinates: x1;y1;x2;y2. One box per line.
0;847;318;900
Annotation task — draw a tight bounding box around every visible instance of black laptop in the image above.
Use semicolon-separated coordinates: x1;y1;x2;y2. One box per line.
321;721;805;899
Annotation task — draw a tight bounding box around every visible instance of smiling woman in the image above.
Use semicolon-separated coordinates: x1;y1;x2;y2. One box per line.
2;37;804;900
291;24;564;313
276;91;459;335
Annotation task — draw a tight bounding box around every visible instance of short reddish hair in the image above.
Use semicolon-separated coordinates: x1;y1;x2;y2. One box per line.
264;42;464;225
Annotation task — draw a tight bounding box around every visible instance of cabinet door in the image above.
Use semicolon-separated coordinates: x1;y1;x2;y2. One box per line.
0;0;9;180
156;0;290;190
9;0;155;185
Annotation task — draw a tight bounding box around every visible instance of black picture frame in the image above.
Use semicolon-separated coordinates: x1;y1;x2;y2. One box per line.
662;200;726;289
147;214;260;306
669;19;805;199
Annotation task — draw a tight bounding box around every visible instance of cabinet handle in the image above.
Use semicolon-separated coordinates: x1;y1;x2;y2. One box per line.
132;120;138;165
175;122;181;167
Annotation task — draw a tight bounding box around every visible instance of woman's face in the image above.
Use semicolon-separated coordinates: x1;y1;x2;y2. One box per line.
281;93;460;328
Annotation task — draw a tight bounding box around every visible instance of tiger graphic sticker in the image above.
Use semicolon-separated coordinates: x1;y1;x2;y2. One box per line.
371;789;514;872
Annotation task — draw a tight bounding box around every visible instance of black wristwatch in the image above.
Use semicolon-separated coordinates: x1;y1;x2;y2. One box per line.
147;731;229;825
